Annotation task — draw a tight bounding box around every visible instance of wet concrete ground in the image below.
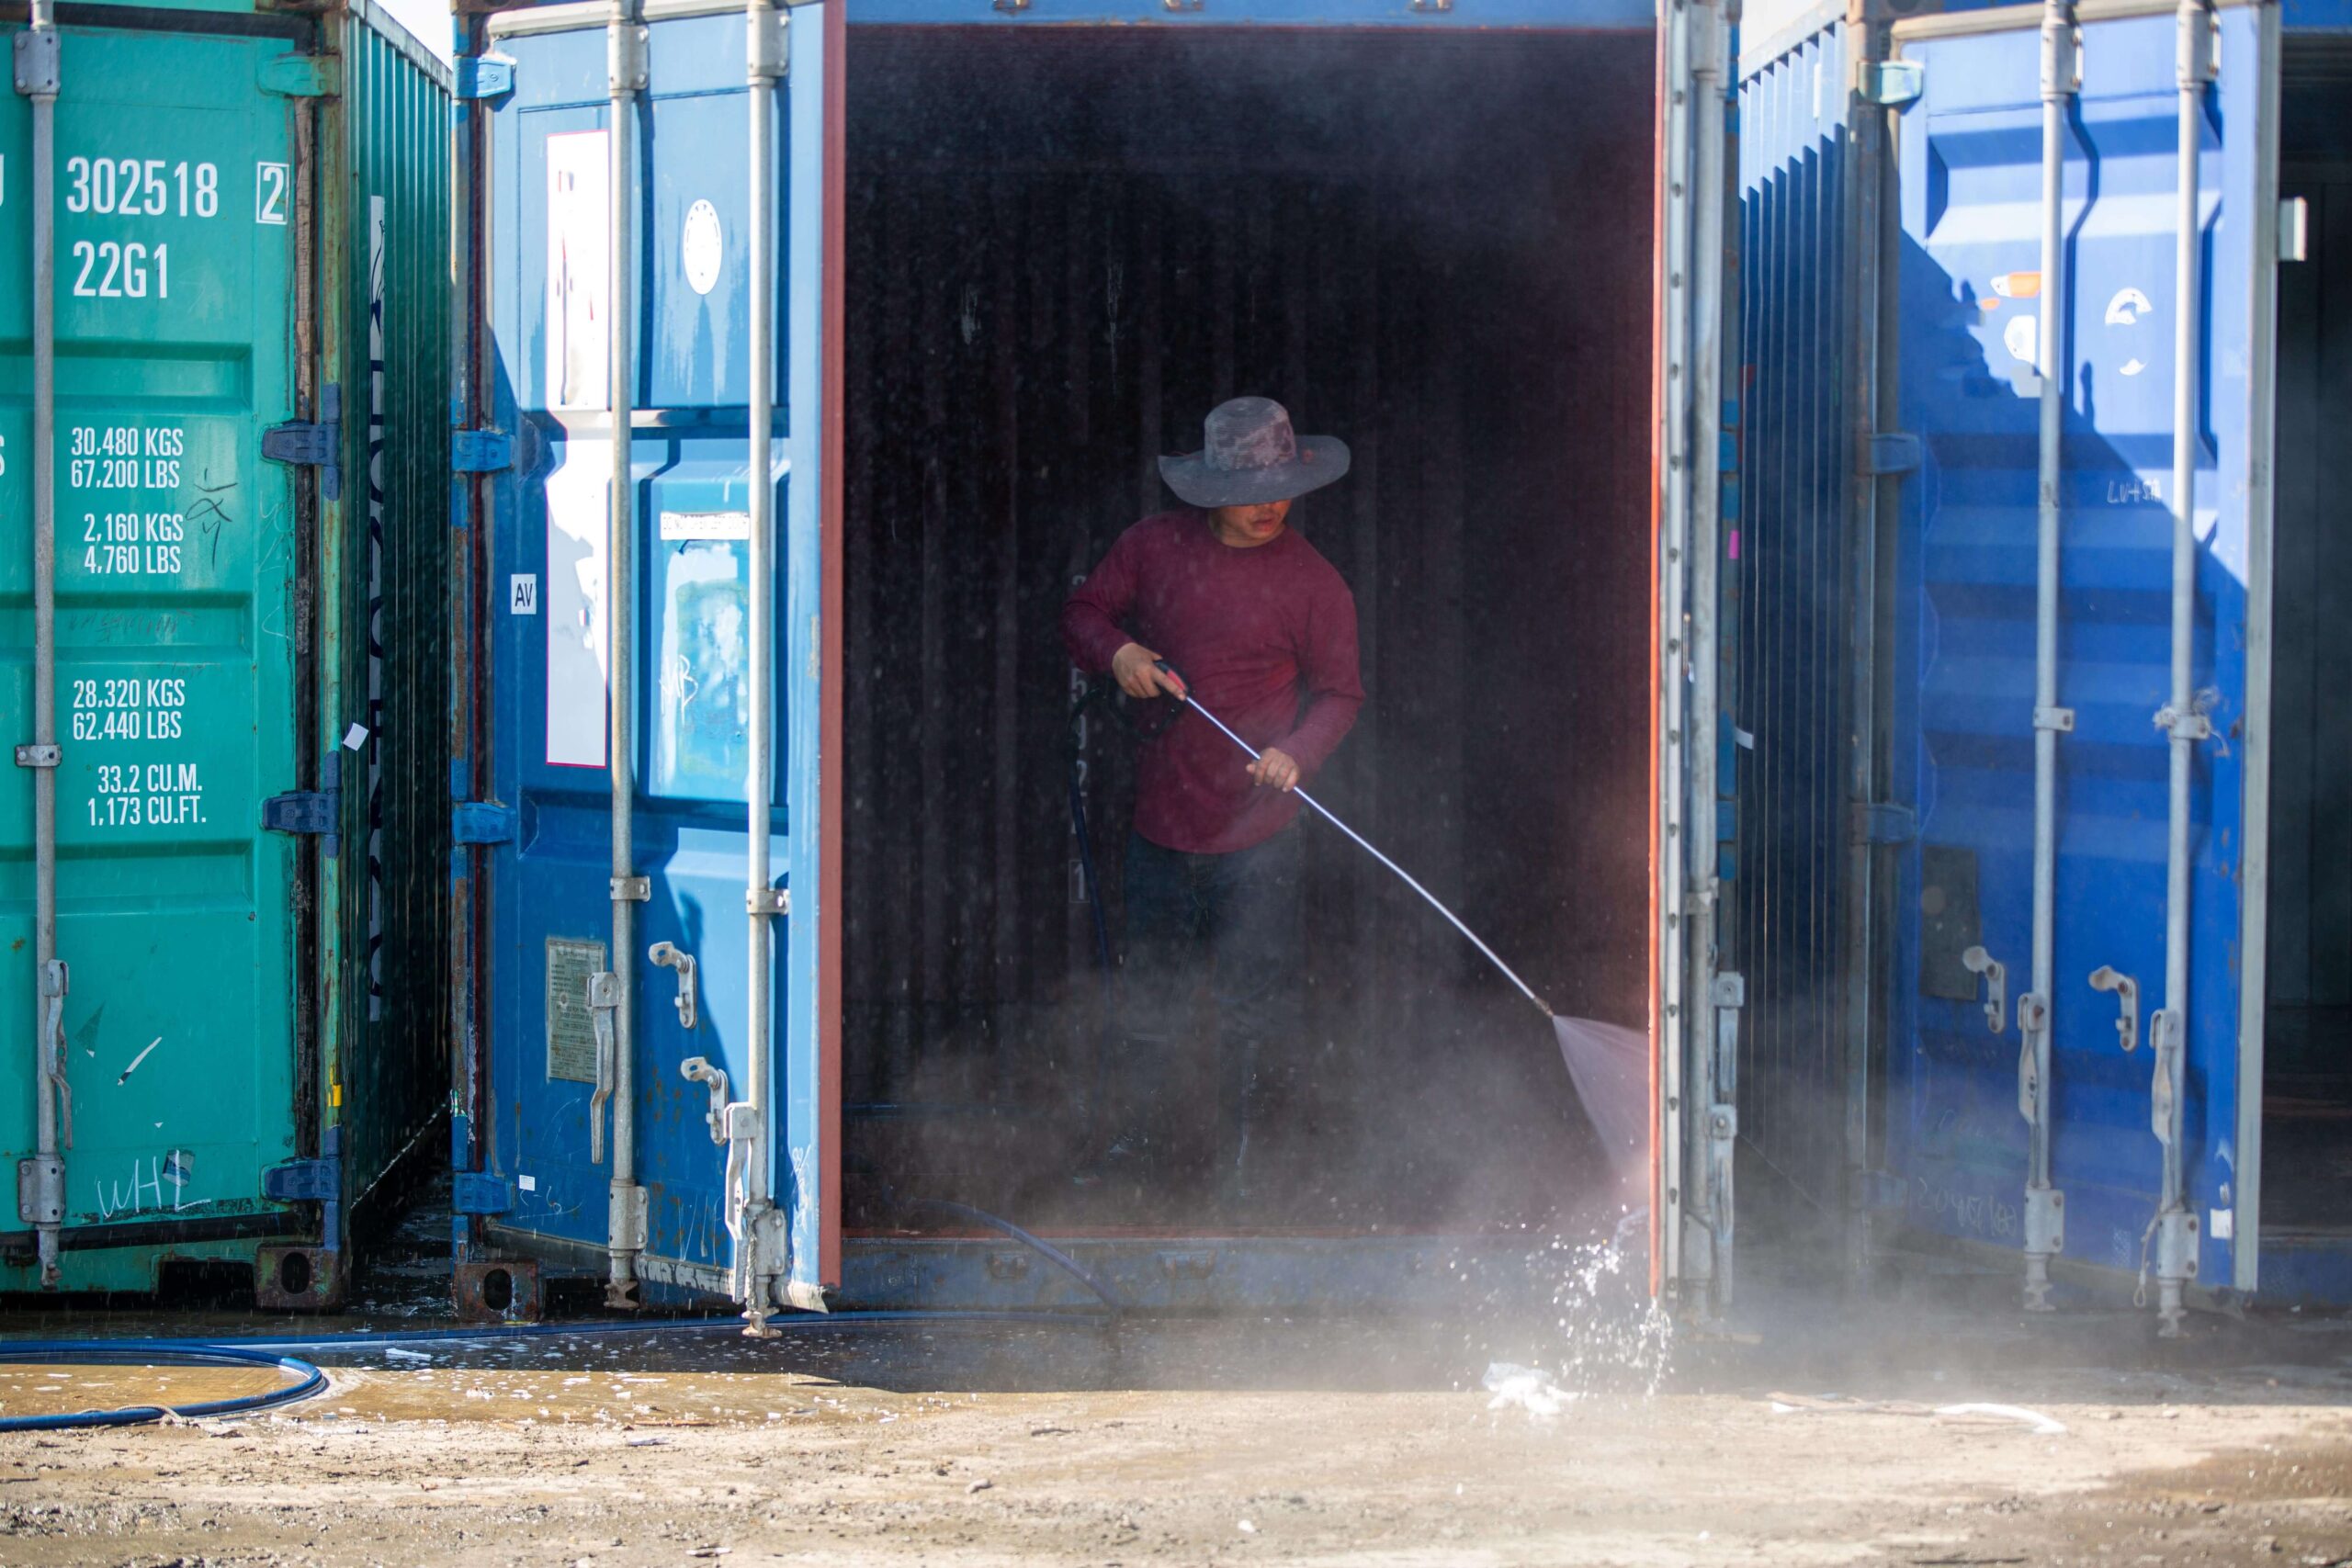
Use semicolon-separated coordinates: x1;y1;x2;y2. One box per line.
0;1242;2348;1565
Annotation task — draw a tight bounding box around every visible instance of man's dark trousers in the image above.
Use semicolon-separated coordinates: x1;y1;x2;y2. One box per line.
1109;825;1305;1195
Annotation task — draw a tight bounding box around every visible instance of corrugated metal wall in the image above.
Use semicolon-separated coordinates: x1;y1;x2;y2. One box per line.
1731;19;1858;1221
841;29;1654;1228
334;6;450;1217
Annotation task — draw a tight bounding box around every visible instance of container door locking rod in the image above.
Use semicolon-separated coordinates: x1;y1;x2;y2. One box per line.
1155;663;1554;1019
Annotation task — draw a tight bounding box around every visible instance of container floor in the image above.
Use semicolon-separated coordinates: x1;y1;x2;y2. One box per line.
839;28;1656;1238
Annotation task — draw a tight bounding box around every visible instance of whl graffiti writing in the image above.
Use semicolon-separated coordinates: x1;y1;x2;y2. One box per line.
92;1150;205;1220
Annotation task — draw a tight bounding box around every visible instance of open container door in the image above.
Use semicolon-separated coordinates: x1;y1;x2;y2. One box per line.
1655;0;1741;1322
1885;0;2275;1326
464;0;839;1322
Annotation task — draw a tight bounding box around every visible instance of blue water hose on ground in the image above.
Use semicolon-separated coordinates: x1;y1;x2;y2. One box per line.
0;1307;1112;1431
0;1340;325;1433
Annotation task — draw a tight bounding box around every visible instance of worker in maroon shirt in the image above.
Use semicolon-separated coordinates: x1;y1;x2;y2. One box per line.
1062;397;1364;1209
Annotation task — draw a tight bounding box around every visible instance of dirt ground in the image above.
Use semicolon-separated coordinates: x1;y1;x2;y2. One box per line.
3;1267;2350;1567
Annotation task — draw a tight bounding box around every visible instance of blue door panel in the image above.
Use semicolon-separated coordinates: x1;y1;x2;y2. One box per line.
1892;9;2263;1290
482;12;793;1291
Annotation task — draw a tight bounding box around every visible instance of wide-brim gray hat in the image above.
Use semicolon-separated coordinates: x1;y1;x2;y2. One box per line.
1159;396;1351;509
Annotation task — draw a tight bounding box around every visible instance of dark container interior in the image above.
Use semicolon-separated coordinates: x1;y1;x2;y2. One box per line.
842;28;1657;1234
2262;37;2352;1236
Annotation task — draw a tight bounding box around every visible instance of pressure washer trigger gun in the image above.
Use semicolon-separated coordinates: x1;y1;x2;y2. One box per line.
1151;659;1191;704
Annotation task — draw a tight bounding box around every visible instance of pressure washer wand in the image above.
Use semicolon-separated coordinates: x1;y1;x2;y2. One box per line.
1160;669;1554;1019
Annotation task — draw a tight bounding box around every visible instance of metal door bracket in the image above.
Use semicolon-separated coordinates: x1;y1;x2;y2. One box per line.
747;7;787;78
263;385;344;502
1408;0;1453;11
746;886;788;916
2155;705;2211;741
608;20;649;93
13;744;58;769
13;28;61;95
16;1156;62;1226
453;57;514;100
1710;972;1746;1009
649;942;698;1030
1859;59;1922;106
609;1180;650;1253
452;1172;512;1215
2033;705;2075;732
2088;965;2141;1052
681;1057;731;1144
1962;945;2007;1034
612;875;650;902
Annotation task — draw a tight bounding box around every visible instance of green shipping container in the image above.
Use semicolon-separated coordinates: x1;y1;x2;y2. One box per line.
0;0;450;1304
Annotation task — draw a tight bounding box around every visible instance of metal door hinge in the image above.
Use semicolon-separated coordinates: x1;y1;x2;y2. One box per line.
259;53;339;98
452;428;514;472
16;1156;62;1226
264;385;343;502
13;29;60;96
263;754;341;857
451;800;516;845
452;1171;512;1215
264;1157;340;1204
1859;59;1921;106
454;57;514;99
1866;432;1922;475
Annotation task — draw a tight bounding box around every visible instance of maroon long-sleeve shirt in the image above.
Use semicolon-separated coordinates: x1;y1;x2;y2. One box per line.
1063;509;1364;854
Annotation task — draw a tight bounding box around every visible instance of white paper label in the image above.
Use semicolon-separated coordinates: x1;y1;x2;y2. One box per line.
510;573;539;615
545;440;613;768
518;1173;537;1193
2210;1206;2233;1241
342;723;370;751
545;130;611;411
660;510;751;542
